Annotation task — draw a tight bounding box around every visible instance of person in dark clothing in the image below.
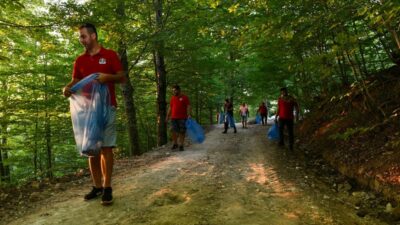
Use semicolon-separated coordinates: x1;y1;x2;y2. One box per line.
257;102;268;125
275;87;299;150
222;99;237;134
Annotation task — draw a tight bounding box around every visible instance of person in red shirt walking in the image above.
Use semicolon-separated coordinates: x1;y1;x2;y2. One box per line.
166;85;191;151
63;23;125;205
257;102;268;125
275;87;299;151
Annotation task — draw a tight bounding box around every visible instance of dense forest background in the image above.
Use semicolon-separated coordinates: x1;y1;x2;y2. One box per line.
0;0;399;186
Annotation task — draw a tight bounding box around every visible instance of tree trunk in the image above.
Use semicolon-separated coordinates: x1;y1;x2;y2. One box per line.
119;47;141;156
34;108;38;178
0;81;10;182
345;50;386;118
209;107;213;125
116;1;141;156
154;0;168;146
195;82;199;121
377;0;400;50
336;53;349;87
45;112;52;179
0;146;5;182
0;125;10;182
352;21;369;76
44;71;53;179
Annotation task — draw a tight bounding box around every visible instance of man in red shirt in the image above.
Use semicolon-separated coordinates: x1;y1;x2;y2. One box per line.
63;23;125;205
257;101;268;125
166;85;191;151
275;87;299;151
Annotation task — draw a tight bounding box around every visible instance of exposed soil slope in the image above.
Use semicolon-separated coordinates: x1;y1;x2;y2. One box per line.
297;65;400;205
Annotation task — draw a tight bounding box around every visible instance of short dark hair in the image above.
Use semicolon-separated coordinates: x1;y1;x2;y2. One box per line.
280;87;288;92
172;84;181;90
79;23;97;40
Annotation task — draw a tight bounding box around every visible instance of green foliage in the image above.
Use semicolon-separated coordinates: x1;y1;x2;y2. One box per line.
0;0;398;186
329;127;375;141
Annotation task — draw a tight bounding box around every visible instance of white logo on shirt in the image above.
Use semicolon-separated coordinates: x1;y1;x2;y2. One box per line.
99;58;106;64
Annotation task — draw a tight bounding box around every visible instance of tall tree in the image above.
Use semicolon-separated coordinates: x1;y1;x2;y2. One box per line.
116;1;141;156
153;0;168;146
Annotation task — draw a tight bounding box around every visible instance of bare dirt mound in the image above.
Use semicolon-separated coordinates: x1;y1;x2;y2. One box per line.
297;65;400;220
1;125;388;225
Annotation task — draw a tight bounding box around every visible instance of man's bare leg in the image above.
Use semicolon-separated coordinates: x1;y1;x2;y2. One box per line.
101;147;114;188
179;133;185;151
172;132;178;145
89;155;102;188
83;155;103;201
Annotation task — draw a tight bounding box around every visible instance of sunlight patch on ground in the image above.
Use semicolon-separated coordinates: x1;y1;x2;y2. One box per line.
380;165;400;185
149;188;191;206
246;163;298;198
284;211;299;220
246;163;267;185
177;165;214;177
309;207;335;224
148;156;185;170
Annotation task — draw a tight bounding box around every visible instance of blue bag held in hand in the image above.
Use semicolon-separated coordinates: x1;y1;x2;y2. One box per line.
255;114;262;124
267;123;280;141
218;112;225;124
185;118;205;143
70;73;111;157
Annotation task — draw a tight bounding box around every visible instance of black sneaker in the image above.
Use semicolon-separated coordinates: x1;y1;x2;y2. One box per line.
179;146;184;151
84;186;103;201
102;187;113;205
171;144;178;150
234;129;237;133
222;131;227;134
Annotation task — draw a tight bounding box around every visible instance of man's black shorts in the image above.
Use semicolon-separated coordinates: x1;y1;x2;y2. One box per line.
171;119;187;134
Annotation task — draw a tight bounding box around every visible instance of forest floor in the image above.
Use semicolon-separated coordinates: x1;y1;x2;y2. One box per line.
0;122;396;225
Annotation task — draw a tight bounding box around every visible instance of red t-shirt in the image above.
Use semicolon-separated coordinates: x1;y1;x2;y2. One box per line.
170;95;190;119
72;47;123;107
258;105;267;115
278;97;297;120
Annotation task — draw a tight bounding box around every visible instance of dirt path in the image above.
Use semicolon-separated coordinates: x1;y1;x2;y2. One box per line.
4;124;386;225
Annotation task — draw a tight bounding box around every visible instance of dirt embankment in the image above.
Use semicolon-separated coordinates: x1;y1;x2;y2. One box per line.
297;66;400;205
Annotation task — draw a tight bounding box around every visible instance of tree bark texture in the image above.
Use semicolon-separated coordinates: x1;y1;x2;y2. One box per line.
119;46;141;156
116;0;141;155
154;0;168;146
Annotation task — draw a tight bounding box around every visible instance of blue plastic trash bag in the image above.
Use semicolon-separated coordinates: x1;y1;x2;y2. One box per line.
267;123;279;141
185;118;205;143
218;112;225;124
69;73;111;157
255;114;262;124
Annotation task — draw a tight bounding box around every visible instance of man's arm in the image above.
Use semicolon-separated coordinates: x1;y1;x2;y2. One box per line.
166;104;171;122
63;78;81;97
275;101;279;121
96;71;126;84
